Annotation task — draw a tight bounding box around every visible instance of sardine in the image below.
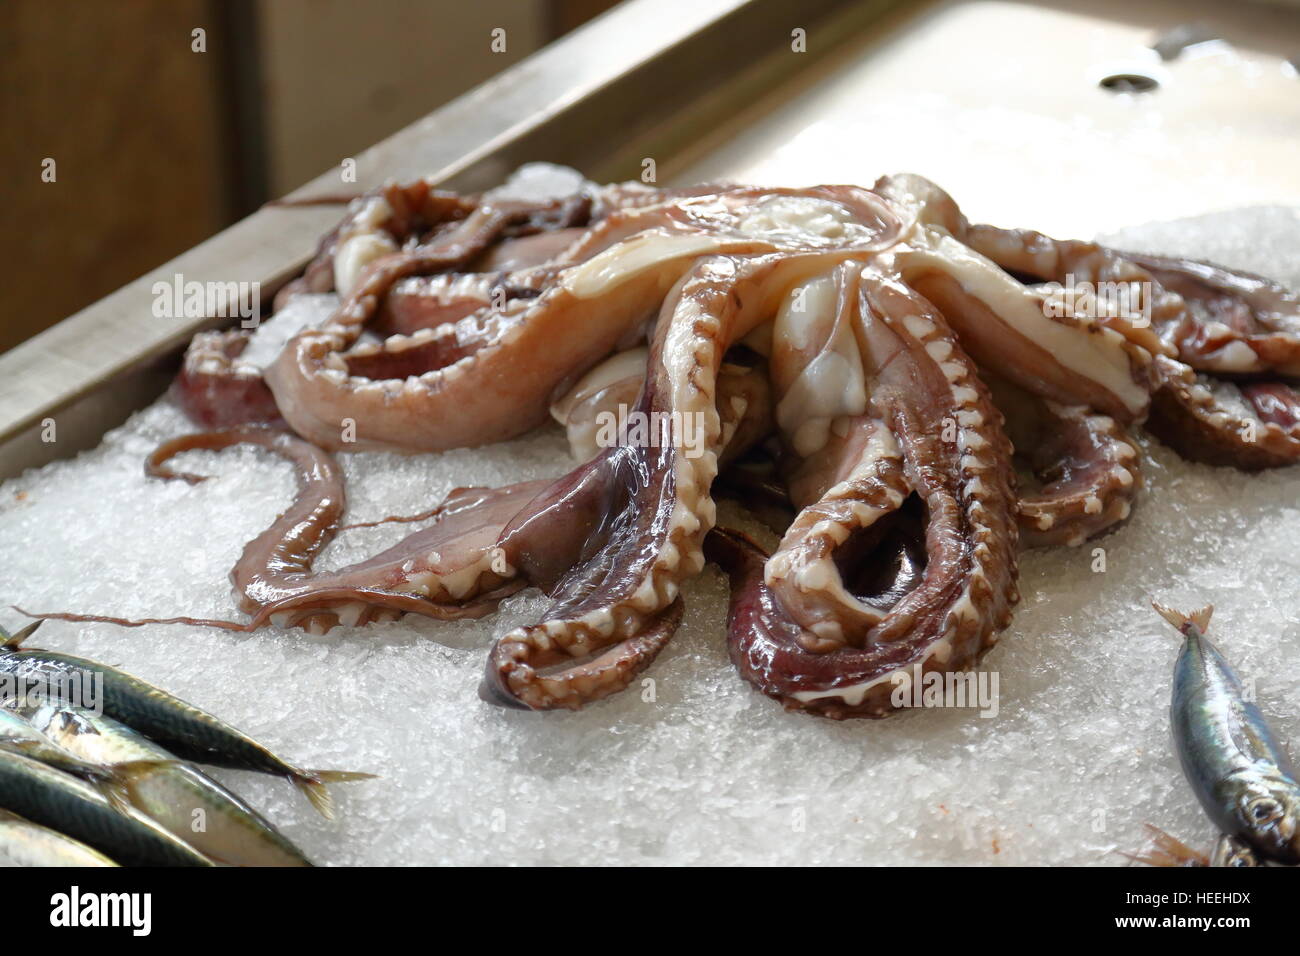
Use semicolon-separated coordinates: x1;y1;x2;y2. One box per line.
0;623;373;818
1123;824;1262;867
0;748;213;866
17;698;313;867
1210;832;1262;867
0;704;141;809
1155;601;1300;865
0;807;120;867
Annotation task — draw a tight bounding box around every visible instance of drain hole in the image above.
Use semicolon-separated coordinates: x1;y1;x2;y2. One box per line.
1099;72;1159;93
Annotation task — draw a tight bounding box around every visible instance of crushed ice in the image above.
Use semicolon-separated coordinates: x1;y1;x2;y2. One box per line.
1;198;1297;865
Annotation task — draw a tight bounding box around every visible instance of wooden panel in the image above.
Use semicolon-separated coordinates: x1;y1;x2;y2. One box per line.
255;0;547;196
0;0;231;353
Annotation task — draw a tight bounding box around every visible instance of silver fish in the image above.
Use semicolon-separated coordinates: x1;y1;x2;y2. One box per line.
0;807;120;867
0;704;136;808
19;698;313;867
1124;825;1263;868
1210;832;1262;867
0;748;213;866
1156;601;1300;865
0;622;373;818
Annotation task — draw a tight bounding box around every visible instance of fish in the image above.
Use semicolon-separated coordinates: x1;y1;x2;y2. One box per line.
0;807;120;867
16;697;313;867
0;748;213;866
1210;832;1263;867
1154;601;1300;865
0;622;374;818
0;703;146;810
1;704;116;780
1121;823;1261;867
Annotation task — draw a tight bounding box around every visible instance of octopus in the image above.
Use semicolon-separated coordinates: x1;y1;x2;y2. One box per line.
29;168;1300;719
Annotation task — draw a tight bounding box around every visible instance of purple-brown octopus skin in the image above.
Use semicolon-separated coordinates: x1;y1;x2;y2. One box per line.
706;270;1019;717
480;248;909;710
26;170;1300;722
264;185;898;453
964;223;1300;469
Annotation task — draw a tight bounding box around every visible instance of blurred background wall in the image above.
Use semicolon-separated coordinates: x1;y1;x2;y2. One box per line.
1;0;619;353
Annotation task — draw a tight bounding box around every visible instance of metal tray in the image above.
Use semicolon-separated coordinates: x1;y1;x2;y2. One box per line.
3;0;1297;478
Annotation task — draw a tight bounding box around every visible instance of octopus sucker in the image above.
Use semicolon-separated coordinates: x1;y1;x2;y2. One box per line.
708;271;1018;718
981;372;1144;549
173;329;283;429
1145;357;1300;470
29;168;1300;721
484;250;882;711
962;221;1300;466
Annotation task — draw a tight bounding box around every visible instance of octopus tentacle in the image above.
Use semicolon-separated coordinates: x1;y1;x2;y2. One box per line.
266;186;898;453
1014;404;1141;548
377;271;550;337
273;180;477;310
980;372;1142;548
146;426;346;605
964;222;1300;467
764;262;909;646
480;246;888;711
865;176;1153;545
959;224;1173;359
145;426;544;631
764;418;914;651
966;224;1300;376
480;257;749;710
478;599;685;711
179;195;564;433
1119;251;1300;376
172;330;282;428
1146;357;1300;469
714;271;1019;718
879;236;1152;421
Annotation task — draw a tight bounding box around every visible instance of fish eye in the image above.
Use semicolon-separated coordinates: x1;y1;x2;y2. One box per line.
1246;797;1284;825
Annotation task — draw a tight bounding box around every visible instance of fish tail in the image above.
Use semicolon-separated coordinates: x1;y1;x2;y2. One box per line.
0;619;42;648
1117;824;1209;867
1151;600;1213;635
292;769;377;820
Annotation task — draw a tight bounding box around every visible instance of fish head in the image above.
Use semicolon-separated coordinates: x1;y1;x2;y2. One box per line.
1229;772;1300;865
